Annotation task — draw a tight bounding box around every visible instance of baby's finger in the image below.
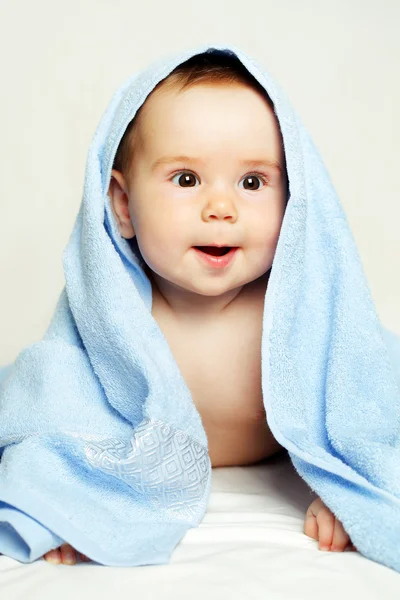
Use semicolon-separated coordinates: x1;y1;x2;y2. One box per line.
304;508;319;540
331;517;351;551
60;543;77;565
316;507;335;550
43;548;61;564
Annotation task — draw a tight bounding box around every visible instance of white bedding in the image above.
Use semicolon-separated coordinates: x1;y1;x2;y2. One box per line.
1;450;399;599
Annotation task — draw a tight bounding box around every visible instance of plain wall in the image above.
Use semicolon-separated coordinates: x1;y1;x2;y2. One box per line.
0;0;399;365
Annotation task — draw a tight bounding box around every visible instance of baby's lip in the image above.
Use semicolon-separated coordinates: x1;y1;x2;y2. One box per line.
193;246;239;256
193;243;238;248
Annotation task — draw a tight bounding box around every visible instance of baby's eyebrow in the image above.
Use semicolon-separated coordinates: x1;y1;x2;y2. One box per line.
151;155;282;173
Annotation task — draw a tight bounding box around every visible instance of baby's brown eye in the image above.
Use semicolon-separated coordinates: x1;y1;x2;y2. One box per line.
241;175;263;191
172;172;199;187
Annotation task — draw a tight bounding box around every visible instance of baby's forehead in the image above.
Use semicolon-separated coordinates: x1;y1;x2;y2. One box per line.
137;86;277;139
120;82;283;174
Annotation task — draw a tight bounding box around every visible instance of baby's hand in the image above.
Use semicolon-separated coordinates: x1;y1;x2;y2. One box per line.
304;497;357;552
43;543;91;565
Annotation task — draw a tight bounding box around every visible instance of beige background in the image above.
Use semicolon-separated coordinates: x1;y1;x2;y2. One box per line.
0;0;399;365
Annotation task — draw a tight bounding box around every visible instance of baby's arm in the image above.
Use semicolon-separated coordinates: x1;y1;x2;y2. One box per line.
43;543;90;565
304;497;357;552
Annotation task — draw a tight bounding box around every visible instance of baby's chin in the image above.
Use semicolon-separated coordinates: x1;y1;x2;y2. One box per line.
141;252;270;298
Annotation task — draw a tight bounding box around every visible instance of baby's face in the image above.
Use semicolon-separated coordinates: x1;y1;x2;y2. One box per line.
110;83;287;304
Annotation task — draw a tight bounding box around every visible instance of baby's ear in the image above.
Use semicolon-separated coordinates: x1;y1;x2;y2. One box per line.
108;169;135;239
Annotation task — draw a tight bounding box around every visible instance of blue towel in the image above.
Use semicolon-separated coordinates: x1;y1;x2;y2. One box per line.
1;42;400;571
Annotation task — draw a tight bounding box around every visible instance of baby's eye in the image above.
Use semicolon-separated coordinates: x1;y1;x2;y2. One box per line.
239;174;267;191
171;172;199;187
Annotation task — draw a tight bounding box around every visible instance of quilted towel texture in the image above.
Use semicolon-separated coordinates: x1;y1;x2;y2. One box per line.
1;43;400;571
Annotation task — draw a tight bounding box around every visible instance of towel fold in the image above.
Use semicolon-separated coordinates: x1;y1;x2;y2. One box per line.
1;43;400;571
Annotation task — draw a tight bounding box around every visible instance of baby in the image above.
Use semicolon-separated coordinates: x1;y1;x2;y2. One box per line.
44;52;355;565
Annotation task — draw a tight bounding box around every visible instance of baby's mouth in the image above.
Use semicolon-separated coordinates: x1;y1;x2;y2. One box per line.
194;246;233;256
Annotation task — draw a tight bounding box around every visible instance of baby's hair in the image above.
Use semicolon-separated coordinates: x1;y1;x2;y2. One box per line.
112;51;275;180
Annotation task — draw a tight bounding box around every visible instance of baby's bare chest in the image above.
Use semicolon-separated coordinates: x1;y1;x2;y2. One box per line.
168;313;265;423
151;293;283;466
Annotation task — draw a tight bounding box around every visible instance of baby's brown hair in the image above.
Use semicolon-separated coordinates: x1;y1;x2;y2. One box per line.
112;51;275;180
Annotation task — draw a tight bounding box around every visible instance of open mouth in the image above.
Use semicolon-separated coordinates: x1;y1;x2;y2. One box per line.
194;246;233;256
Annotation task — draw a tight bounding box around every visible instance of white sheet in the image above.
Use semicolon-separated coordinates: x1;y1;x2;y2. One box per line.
1;450;399;599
